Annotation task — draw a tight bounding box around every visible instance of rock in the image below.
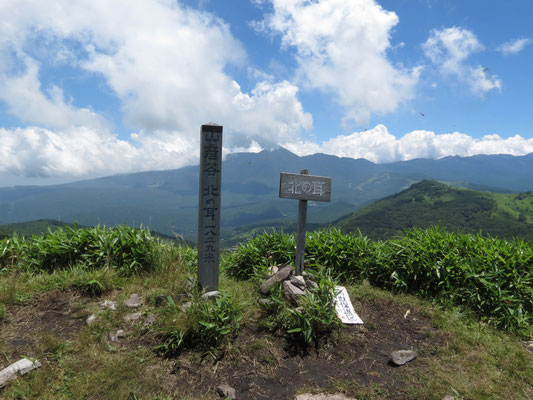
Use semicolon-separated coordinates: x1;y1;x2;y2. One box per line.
290;275;306;290
267;265;279;275
390;350;417;366
305;279;318;289
283;281;306;302
295;393;355;400
442;396;455;400
181;302;192;312
109;329;126;342
86;314;97;325
0;359;42;389
302;271;314;280
216;383;236;399
100;300;117;311
124;293;143;308
143;314;156;326
202;291;221;300
260;264;294;295
124;312;143;322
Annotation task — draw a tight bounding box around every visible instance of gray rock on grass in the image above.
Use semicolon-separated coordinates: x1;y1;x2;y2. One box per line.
290;275;306;290
216;383;236;399
305;279;318;289
0;359;42;389
390;350;417;366
267;265;279;275
124;312;143;322
283;280;306;302
100;300;117;311
109;329;126;342
124;293;143;308
202;291;221;300
86;314;97;325
260;264;293;295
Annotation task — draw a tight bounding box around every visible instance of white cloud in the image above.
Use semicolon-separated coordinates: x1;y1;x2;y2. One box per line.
0;0;311;179
0;57;108;131
256;0;420;125
0;126;138;178
423;27;501;95
284;125;533;163
497;38;531;55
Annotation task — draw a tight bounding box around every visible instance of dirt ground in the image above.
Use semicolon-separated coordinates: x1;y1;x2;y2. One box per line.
0;289;447;399
0;290;90;366
171;296;444;399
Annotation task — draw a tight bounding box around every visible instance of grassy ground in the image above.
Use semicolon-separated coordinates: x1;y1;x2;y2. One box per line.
0;227;532;399
0;263;531;398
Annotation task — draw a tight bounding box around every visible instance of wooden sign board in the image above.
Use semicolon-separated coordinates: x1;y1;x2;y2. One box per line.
279;172;332;202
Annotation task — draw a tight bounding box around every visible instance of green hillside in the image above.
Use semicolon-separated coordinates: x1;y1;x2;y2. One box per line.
335;180;533;240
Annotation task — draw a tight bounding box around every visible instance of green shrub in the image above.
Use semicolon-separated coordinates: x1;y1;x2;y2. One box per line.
0;234;25;271
224;230;295;279
259;268;341;347
0;225;158;275
305;229;382;280
376;227;533;334
156;293;242;357
231;227;532;336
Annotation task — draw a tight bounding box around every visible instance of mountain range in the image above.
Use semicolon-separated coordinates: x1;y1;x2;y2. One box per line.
2;148;533;242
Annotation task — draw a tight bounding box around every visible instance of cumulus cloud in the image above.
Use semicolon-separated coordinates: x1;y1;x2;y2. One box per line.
0;0;311;179
423;27;501;95
284;125;533;163
0;57;108;131
255;0;420;125
497;38;531;55
0;125;202;179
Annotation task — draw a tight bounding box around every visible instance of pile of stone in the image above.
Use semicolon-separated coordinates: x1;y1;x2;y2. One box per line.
259;263;319;303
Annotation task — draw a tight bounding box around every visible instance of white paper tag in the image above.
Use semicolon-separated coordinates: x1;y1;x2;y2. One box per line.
334;286;363;324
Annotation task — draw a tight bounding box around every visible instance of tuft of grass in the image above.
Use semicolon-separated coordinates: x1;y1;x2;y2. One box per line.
223;230;295;279
258;267;341;348
155;292;243;357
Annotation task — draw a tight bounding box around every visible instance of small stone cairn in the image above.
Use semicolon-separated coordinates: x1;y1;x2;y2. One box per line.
259;262;318;303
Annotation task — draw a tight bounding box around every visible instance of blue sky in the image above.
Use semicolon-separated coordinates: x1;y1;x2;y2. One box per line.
0;0;532;186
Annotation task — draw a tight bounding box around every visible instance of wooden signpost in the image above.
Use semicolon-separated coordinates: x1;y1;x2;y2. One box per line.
279;170;332;274
198;123;223;291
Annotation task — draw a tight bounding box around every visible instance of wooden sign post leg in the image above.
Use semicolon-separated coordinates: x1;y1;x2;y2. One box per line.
295;169;308;275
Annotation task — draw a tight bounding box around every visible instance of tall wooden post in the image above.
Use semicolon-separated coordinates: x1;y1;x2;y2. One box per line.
295;169;308;275
198;123;222;291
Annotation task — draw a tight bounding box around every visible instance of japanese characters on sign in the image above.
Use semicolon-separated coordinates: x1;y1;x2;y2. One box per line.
198;124;223;291
334;286;364;325
279;172;332;202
